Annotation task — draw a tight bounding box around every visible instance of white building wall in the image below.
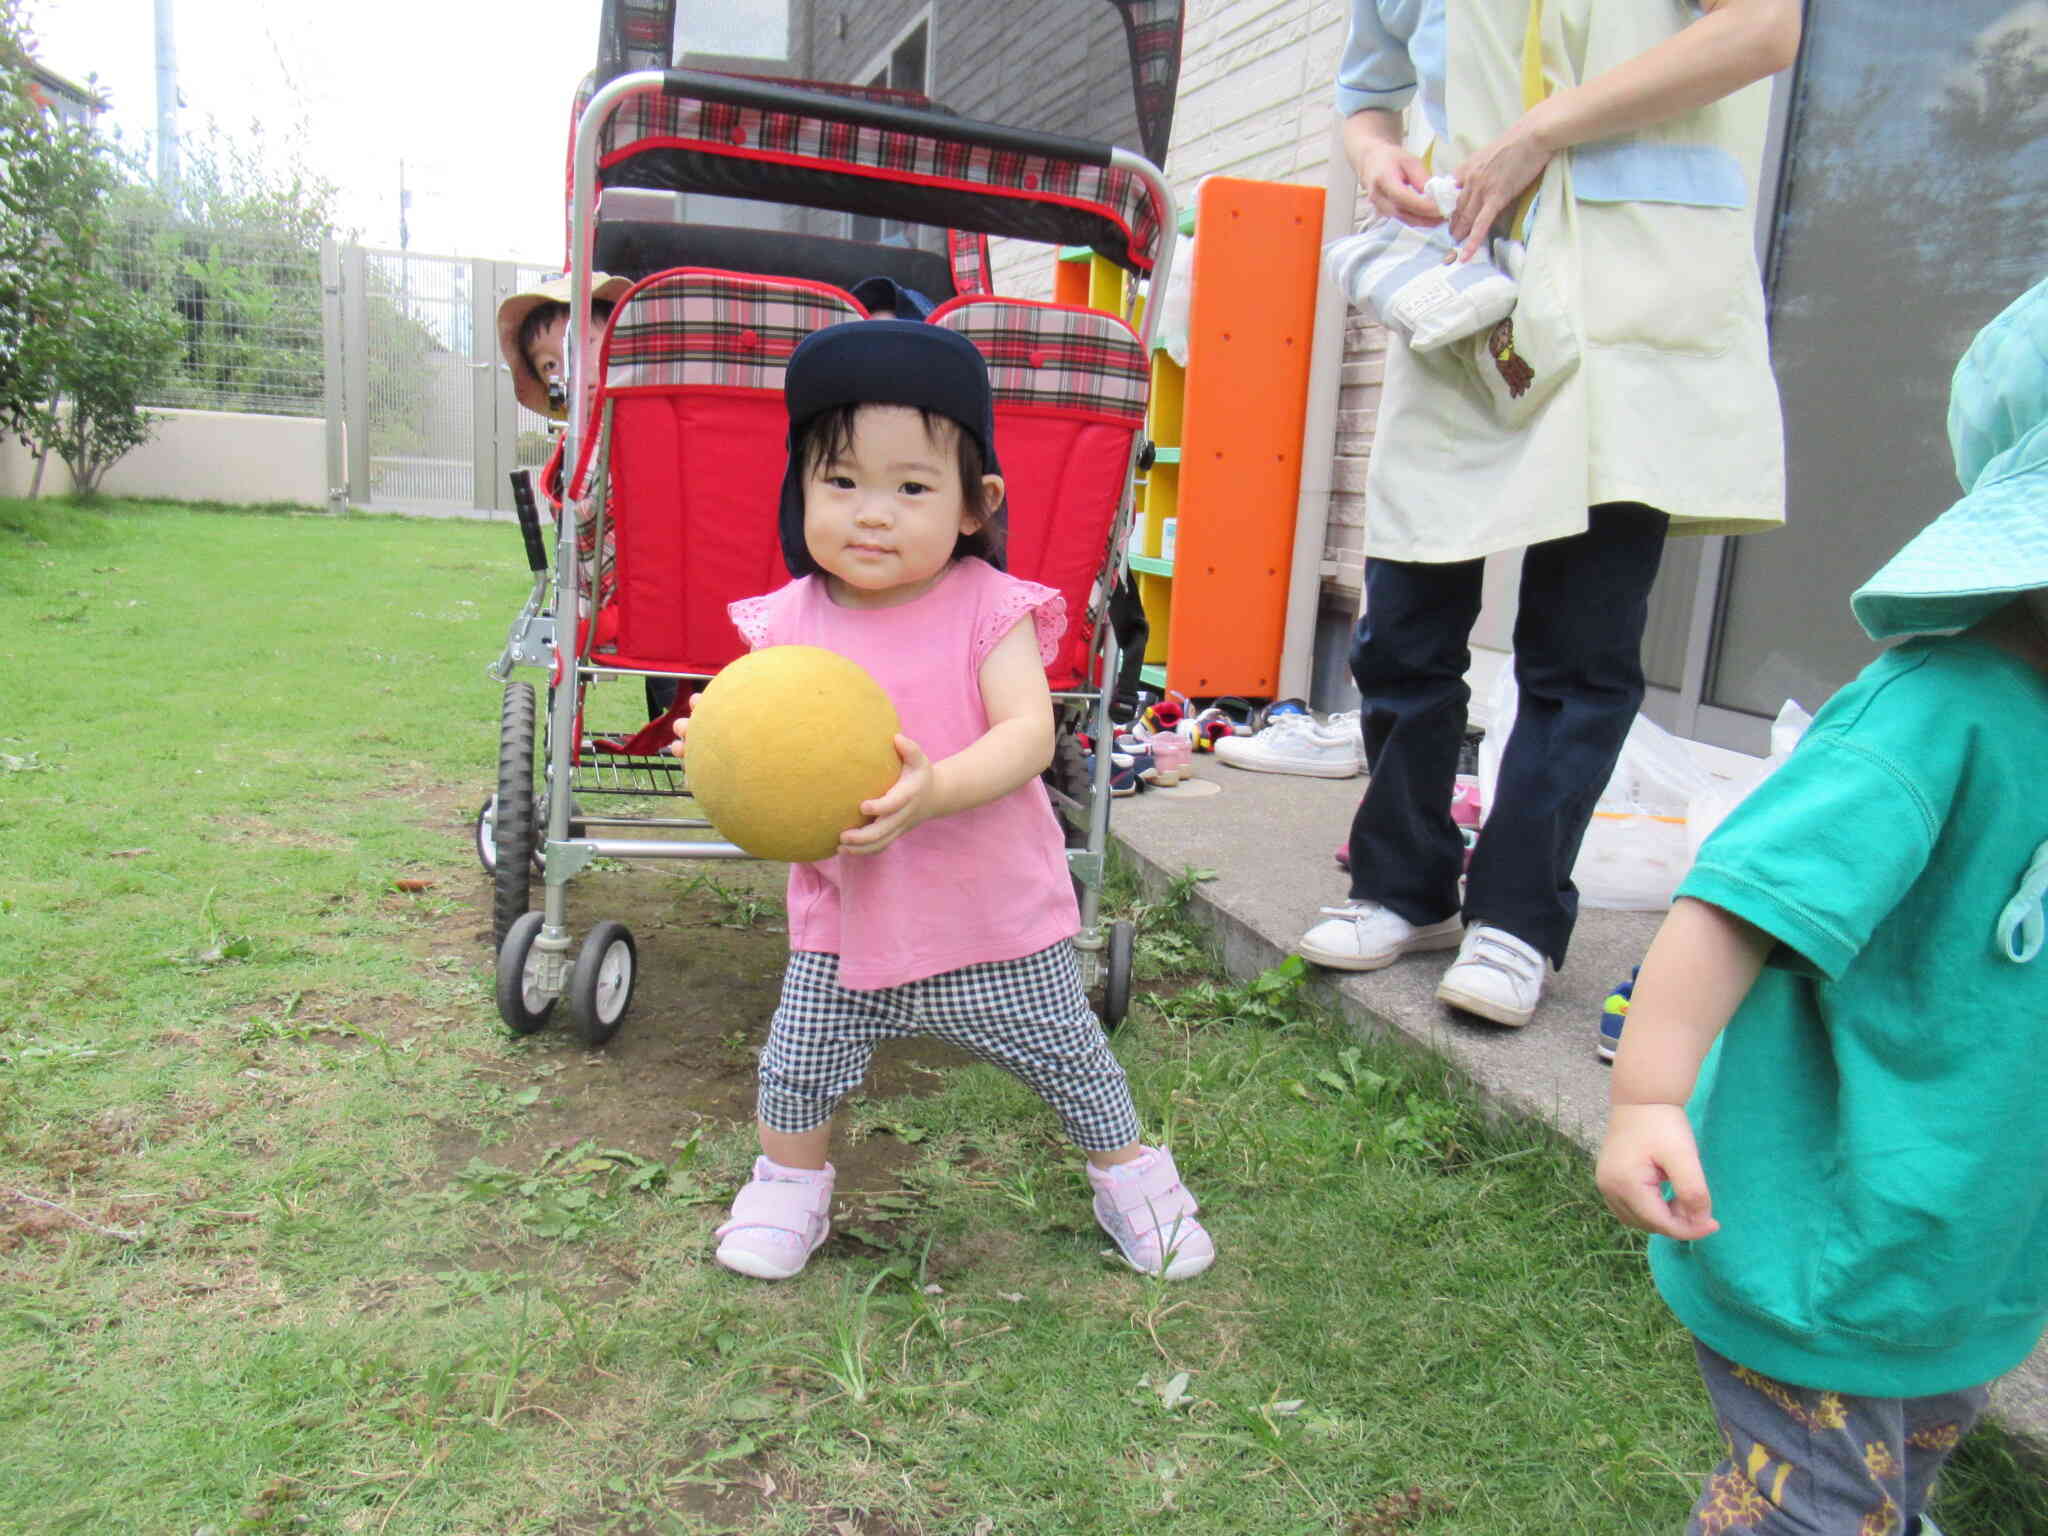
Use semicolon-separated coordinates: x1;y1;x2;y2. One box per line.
0;409;328;508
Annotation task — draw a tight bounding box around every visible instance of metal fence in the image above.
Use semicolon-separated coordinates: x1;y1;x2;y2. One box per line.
330;247;561;514
105;216;327;418
99;218;563;513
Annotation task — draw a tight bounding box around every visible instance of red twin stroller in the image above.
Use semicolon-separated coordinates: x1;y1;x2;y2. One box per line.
482;1;1185;1044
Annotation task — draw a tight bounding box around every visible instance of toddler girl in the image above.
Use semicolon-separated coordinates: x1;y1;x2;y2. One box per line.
676;319;1214;1284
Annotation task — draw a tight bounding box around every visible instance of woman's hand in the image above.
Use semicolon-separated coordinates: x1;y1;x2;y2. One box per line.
839;734;935;857
1343;108;1444;227
1439;0;1799;263
1447;118;1553;262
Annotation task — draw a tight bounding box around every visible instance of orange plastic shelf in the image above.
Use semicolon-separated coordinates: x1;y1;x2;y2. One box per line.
1165;177;1323;698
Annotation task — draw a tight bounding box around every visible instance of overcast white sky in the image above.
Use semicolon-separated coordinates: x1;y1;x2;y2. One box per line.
27;0;613;263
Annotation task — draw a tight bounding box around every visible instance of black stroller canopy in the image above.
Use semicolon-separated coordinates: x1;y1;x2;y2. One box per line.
596;0;1185;168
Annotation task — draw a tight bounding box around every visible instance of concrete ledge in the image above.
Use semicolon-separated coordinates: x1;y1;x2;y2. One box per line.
1106;756;2048;1454
0;407;325;506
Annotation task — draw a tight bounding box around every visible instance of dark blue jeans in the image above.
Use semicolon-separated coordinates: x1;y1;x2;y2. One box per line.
1345;504;1669;967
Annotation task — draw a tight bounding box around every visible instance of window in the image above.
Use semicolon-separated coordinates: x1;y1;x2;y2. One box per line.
850;13;931;246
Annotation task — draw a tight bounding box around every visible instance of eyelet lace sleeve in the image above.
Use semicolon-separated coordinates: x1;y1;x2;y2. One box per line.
728;594;777;650
974;577;1067;669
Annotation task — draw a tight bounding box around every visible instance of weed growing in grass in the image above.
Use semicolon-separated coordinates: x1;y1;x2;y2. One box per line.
1104;861;1218;978
682;872;784;930
1153;952;1312;1031
436;1139;691;1240
788;1266;896;1405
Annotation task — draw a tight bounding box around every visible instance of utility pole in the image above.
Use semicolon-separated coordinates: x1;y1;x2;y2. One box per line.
153;0;180;202
399;158;410;322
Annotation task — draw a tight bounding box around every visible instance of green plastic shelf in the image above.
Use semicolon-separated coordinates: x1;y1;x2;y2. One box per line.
1140;664;1167;687
1149;446;1180;464
1057;245;1092;262
1129;554;1173;577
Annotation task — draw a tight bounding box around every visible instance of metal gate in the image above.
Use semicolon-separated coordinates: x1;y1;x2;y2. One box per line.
325;244;559;515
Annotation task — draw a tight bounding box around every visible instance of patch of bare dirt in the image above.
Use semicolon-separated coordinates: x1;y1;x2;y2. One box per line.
415;791;977;1213
206;813;354;852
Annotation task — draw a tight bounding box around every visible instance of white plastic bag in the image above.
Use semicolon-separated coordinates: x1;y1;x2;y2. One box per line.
1157;232;1194;368
1683;699;1812;865
1476;663;1711;911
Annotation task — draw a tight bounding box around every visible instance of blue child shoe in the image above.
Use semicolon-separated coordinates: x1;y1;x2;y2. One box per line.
1597;966;1638;1063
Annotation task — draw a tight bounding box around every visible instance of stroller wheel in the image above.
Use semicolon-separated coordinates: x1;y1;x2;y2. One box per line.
493;683;539;947
474;796;498;873
1102;920;1135;1031
496;911;557;1035
569;921;636;1048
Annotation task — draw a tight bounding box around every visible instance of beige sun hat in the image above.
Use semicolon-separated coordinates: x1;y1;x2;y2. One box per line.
496;271;632;417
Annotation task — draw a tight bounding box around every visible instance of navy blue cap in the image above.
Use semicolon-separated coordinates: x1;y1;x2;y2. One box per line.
778;319;1005;577
847;275;937;321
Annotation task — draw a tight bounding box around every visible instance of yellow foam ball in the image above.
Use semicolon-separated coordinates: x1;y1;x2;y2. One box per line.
686;645;902;862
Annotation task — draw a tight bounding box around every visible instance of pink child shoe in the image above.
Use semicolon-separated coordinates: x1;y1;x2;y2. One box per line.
1087;1146;1214;1279
715;1157;835;1280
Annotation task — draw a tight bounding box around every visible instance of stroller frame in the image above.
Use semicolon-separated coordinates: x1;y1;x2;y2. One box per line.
489;67;1179;1044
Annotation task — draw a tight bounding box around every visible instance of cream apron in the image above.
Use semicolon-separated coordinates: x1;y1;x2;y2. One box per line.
1363;0;1787;563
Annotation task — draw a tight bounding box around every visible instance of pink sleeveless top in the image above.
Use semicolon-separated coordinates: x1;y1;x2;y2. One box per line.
729;557;1079;990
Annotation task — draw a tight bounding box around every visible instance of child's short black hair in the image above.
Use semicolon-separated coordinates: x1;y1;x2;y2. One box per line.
794;402;1005;570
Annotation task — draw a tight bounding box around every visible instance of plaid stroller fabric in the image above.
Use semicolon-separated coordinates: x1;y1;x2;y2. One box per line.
573;77;1163;275
569;270;865;672
598;270;871;396
933;296;1149;689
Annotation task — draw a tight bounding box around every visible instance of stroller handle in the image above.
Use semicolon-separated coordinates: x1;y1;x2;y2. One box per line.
658;69;1118;170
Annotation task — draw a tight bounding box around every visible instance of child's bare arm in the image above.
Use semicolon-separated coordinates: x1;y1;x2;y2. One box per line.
1595;897;1773;1241
840;620;1054;856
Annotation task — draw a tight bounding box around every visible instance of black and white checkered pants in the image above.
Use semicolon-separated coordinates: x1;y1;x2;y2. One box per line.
758;942;1140;1151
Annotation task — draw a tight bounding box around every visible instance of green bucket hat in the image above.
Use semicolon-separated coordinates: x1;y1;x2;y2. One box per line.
1852;274;2048;642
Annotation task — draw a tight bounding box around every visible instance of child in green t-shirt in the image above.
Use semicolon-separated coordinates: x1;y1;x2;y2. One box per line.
1597;275;2048;1536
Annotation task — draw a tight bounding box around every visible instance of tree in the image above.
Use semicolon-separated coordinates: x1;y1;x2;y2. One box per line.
0;0;181;492
19;259;181;492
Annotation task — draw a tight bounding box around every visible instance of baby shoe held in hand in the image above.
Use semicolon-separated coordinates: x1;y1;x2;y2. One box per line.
1324;175;1518;352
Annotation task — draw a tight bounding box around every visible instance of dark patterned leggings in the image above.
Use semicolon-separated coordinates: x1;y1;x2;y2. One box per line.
1688;1340;1988;1536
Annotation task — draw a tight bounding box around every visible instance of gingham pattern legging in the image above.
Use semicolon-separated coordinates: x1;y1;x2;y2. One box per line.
758;943;1140;1152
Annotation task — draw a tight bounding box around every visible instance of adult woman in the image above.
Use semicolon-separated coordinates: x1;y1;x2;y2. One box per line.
1300;0;1801;1028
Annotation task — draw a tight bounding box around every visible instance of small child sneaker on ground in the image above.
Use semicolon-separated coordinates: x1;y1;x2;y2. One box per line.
1298;898;1462;971
1436;923;1547;1027
1597;965;1638;1062
715;1157;834;1279
1088;1146;1214;1279
1213;713;1362;778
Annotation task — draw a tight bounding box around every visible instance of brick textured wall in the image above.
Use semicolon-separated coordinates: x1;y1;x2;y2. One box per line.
1328;308;1389;590
1173;0;1377;602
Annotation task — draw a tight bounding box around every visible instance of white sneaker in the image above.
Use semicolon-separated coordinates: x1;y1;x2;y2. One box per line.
1213;713;1362;779
1299;899;1463;971
1436;924;1547;1027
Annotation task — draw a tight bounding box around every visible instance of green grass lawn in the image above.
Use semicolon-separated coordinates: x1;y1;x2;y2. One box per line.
1;498;2042;1535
